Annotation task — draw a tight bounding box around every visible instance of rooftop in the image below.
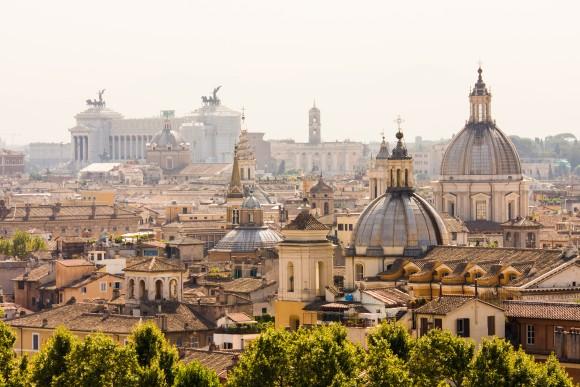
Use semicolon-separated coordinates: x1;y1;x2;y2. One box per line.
504;300;580;321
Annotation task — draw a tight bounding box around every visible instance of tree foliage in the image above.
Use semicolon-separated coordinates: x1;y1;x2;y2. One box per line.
173;361;221;387
410;329;474;387
0;231;47;258
30;326;78;387
367;320;413;360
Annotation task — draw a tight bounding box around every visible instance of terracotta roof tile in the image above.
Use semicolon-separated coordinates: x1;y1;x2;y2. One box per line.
283;211;328;231
182;349;239;379
504;300;580;321
124;257;184;273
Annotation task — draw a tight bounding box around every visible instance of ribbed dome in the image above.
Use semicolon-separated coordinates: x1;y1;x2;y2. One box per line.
149;121;187;149
242;194;261;209
350;191;448;257
441;122;521;177
213;227;283;252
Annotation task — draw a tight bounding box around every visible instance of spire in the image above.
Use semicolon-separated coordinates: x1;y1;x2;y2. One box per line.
376;130;390;160
228;145;243;198
389;115;409;159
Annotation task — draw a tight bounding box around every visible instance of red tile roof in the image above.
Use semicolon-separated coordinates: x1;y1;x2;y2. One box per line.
504;300;580;322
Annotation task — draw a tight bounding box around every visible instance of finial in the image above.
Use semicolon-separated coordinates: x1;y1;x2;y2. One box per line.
380;130;385;142
241;106;246;122
394;115;404;137
477;61;483;82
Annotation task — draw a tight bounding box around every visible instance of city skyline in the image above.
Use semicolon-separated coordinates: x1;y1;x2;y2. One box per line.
2;1;579;145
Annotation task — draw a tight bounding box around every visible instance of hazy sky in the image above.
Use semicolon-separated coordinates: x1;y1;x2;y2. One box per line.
1;1;579;145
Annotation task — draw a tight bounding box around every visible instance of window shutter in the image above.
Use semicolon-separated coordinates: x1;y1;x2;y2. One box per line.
464;318;470;337
487;315;495;335
456;319;462;335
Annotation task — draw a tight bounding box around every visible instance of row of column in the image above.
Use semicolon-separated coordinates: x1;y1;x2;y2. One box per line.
73;136;89;162
109;135;152;161
294;152;352;173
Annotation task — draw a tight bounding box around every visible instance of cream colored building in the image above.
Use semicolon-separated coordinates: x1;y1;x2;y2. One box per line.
413;296;505;344
275;208;334;330
432;68;529;224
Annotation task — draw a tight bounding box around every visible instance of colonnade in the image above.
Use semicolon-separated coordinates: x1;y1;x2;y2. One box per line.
109;135;153;160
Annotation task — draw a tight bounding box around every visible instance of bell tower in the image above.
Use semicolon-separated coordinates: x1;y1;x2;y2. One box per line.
308;101;321;145
387;116;415;191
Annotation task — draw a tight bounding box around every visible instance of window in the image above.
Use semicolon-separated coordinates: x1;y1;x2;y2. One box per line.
456;318;470;337
451;232;457;241
420;317;428;337
232;209;240;225
32;333;40;351
338;224;344;231
223;342;233;350
476;201;487;220
81;287;87;294
18;281;24;289
261;307;267;315
100;282;107;292
348;224;353;231
434;318;442;329
287;262;294;292
487;315;496;335
114;282;121;290
355;264;364;281
527;325;535;345
508;202;514;220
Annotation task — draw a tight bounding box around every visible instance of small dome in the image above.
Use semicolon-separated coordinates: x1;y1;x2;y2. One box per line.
213;227;283;253
242;194;261;209
441;122;521;177
375;138;390;160
149;121;187;149
310;176;332;194
350;191;448;257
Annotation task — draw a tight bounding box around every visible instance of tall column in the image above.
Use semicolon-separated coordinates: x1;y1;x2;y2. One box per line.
84;136;89;162
74;137;78;161
125;136;130;160
113;136;118;160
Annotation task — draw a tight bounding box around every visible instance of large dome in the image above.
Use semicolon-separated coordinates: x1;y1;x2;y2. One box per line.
440;122;521;177
350;191;448;257
213;227;283;253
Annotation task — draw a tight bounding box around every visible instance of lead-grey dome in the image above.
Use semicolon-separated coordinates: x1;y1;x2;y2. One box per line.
350;191;448;257
149;122;187;149
213;227;283;253
242;194;261;209
441;123;521;177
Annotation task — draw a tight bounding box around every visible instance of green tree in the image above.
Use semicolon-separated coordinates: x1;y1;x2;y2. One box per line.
538;354;574;387
60;333;139;387
409;329;474;387
226;328;292;387
0;321;17;382
173;361;221;387
129;322;179;386
362;340;413;387
137;363;168;387
367;321;413;360
291;324;361;387
6;355;30;387
12;231;31;258
30;326;78;387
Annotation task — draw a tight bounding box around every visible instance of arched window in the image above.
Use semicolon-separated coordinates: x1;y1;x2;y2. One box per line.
128;279;135;299
323;202;329;215
404;169;409;187
247;168;251;179
232;209;240;225
396;169;401;187
249;212;254;223
508;202;514;220
169;279;178;300
155;279;163;300
390;169;394;186
287;262;294;292
139;280;147;301
241;168;245;179
355;263;364;281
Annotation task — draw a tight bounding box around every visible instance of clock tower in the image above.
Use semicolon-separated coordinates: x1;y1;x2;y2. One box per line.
308;101;321;145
